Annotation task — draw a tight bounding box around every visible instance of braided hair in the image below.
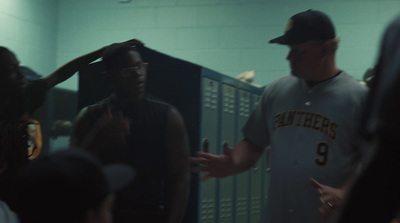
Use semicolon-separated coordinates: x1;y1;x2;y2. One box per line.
0;46;26;121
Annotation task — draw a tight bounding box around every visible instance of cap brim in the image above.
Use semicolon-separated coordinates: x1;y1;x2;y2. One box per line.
103;164;135;192
269;35;289;44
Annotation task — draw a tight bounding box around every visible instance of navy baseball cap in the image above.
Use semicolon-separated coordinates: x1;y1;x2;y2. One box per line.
269;10;336;45
14;148;135;223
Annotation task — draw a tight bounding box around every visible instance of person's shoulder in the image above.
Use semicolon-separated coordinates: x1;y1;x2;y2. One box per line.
339;72;369;92
143;95;170;108
78;96;113;117
273;75;294;84
263;75;296;94
334;72;369;105
268;75;297;87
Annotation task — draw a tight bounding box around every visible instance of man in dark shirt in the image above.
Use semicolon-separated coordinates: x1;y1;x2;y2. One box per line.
71;43;190;223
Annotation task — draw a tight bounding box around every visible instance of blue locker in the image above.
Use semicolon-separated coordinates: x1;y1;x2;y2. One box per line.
248;93;263;223
235;89;251;223
217;83;236;223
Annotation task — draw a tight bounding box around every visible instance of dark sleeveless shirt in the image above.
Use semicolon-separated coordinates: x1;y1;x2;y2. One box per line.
84;95;170;221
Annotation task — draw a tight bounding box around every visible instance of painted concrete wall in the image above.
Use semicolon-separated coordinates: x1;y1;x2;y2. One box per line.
1;0;398;90
56;0;400;90
0;0;58;77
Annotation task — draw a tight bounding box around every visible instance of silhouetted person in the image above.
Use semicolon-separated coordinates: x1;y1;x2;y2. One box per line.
14;148;135;223
72;43;190;223
337;13;400;223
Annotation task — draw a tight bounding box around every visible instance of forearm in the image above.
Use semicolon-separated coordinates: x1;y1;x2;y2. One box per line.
230;138;265;174
44;47;105;88
73;120;127;156
71;108;115;154
76;132;112;155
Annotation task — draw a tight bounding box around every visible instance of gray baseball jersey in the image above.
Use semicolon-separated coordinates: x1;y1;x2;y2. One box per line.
243;72;369;223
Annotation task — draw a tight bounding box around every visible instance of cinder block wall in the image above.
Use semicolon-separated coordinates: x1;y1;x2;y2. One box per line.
0;0;57;76
1;0;399;89
56;0;400;90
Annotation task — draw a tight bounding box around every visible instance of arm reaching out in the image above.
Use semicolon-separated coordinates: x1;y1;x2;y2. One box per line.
189;138;265;181
42;39;144;89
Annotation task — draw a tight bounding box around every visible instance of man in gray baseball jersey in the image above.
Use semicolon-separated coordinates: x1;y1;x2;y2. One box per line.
190;10;369;223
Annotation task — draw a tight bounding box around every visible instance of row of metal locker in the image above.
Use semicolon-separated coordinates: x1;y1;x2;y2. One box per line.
195;75;270;223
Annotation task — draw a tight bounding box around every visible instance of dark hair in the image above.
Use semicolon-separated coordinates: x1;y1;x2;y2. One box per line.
16;149;106;223
14;149;135;223
0;46;13;68
102;43;139;71
0;46;11;56
0;46;10;54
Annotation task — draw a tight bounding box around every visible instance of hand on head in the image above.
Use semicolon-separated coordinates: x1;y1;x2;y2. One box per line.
124;39;144;47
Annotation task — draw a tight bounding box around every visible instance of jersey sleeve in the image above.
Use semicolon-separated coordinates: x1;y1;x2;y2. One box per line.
242;86;271;147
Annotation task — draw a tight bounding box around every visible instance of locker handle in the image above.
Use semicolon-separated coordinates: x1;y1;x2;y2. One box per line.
253;163;259;173
266;147;271;173
202;138;210;153
222;141;230;154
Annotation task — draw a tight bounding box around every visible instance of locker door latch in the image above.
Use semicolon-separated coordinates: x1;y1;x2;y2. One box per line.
202;138;210;153
222;141;230;155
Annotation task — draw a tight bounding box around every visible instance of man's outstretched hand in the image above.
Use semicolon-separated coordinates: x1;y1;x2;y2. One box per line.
189;147;235;181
